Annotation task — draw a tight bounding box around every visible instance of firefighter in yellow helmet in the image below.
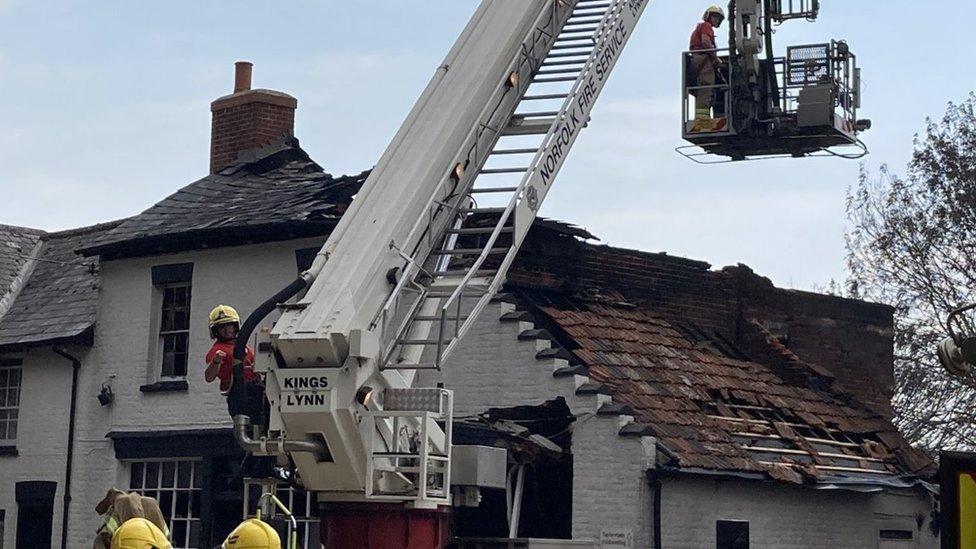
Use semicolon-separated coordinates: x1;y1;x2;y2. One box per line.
689;5;726;122
204;305;257;394
222;518;282;549
110;517;171;549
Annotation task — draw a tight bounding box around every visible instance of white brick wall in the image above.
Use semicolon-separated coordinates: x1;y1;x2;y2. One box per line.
66;237;325;549
659;475;939;548
0;347;82;549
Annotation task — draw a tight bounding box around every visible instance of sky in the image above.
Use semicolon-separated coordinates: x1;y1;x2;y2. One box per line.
0;0;970;290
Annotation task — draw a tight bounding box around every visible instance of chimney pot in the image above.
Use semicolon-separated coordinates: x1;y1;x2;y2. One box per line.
234;61;253;93
209;61;297;173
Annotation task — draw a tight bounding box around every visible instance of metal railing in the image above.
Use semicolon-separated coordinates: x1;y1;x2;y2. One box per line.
680;48;734;134
365;388;453;505
769;0;819;22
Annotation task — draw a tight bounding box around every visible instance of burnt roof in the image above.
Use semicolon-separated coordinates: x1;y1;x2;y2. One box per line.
79;138;368;259
504;234;934;484
0;221;123;349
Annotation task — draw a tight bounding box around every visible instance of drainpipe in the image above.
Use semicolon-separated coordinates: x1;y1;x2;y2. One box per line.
648;471;662;549
52;346;81;549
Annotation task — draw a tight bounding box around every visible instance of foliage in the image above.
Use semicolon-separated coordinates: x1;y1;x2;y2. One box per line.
846;93;976;450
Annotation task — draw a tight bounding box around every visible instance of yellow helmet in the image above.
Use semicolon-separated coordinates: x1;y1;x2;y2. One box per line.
703;5;726;20
222;519;281;549
209;304;241;338
110;518;171;549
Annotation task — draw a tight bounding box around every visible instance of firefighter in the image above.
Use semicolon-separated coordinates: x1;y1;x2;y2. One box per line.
221;518;282;549
204;305;267;421
205;305;257;395
689;5;725;121
110;518;171;549
205;305;278;478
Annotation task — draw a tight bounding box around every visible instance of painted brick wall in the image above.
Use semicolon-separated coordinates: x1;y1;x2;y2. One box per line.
659;475;938;548
571;416;654;547
63;236;326;548
0;347;83;549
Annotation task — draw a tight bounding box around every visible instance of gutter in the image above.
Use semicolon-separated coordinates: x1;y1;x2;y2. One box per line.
52;346;81;549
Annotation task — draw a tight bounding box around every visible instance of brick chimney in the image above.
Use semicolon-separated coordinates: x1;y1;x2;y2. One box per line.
210;61;298;173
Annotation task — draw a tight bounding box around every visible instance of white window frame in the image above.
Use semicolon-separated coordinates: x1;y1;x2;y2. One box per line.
275;485;323;549
127;459;203;549
0;362;22;444
157;282;192;379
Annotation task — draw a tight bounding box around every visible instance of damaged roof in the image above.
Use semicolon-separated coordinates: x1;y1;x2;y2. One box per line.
0;224;45;309
79;138;368;259
503;233;934;485
0;221;122;349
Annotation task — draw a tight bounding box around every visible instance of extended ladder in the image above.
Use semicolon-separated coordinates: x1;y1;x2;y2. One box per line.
373;0;650;370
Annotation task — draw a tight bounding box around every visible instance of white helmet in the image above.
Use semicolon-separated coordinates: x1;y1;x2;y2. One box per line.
703;5;726;20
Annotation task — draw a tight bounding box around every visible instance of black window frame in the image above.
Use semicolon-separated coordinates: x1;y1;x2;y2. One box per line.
152;263;193;380
716;520;750;549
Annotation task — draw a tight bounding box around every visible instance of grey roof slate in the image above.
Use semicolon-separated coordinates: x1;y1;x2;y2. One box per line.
0;224;45;306
79;138;368;258
0;221;123;349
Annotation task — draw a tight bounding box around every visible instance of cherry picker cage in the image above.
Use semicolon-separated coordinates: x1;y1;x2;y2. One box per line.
679;1;870;162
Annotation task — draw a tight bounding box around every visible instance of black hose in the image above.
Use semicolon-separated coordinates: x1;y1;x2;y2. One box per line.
229;277;308;412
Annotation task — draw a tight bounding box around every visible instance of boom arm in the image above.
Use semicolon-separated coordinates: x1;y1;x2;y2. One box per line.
242;0;650;507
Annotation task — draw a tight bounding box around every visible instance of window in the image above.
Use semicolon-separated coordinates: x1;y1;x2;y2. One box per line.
129;460;202;549
152;263;193;378
0;361;22;443
0;509;5;549
246;484;322;548
717;520;750;549
159;284;191;377
275;485;322;549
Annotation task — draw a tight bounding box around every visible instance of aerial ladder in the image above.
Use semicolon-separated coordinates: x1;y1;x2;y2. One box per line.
226;1;868;547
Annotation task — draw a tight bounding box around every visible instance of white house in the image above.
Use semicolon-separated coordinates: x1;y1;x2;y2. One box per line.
0;68;939;549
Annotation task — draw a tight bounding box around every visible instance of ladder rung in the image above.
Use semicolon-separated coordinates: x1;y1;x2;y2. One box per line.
550;43;594;51
522;93;570;100
513;110;560;118
426;290;488;298
480;167;529;174
431;269;498;276
412;315;459;322
503;118;556;135
536;68;582;76
444;226;514;235
397;339;442;345
383;363;441;371
542;59;587;67
491;148;539;155
471;187;519;194
565;17;604;26
546;51;592;59
459;207;506;214
560;26;599;35
533;76;579;83
430;247;509;256
572;9;610;17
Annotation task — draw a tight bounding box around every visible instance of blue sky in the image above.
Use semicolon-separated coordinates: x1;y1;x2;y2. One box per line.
0;1;969;289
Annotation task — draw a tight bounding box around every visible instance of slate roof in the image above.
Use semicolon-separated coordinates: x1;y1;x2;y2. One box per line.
79;138;368;259
0;221;122;349
502;232;935;485
0;224;44;307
